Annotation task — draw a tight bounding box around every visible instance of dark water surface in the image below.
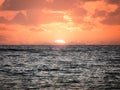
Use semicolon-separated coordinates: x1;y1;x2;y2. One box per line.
0;45;120;90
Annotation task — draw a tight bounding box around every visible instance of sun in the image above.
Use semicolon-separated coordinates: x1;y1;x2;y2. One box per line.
54;39;66;44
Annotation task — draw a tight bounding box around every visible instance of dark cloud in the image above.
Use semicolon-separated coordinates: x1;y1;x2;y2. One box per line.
1;0;99;11
0;16;9;23
11;12;29;25
1;0;120;26
106;0;120;5
0;0;46;10
73;8;88;17
26;10;45;25
101;7;120;25
0;0;78;11
45;0;99;10
92;10;106;18
10;11;65;25
47;0;78;10
108;7;120;16
71;8;88;25
0;10;65;25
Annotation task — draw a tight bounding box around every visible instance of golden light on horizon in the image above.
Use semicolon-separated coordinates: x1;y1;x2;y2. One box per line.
54;40;66;44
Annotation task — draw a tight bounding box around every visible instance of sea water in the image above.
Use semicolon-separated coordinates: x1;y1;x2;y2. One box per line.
0;45;120;90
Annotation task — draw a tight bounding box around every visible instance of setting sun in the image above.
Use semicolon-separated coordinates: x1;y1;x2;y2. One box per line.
54;40;66;44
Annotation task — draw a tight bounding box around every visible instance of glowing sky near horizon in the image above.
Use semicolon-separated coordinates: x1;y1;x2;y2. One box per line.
0;0;120;45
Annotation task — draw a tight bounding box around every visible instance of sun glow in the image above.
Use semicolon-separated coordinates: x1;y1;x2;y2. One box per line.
54;40;66;44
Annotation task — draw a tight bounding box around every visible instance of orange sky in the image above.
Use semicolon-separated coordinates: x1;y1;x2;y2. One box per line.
0;0;120;45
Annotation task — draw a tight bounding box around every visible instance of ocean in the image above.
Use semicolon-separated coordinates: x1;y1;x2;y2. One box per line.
0;45;120;90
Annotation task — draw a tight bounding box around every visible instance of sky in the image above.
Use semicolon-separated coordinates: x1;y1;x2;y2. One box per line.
0;0;120;45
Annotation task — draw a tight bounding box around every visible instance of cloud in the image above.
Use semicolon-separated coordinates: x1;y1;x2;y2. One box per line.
106;0;120;5
101;7;120;25
1;0;116;12
92;10;106;18
0;12;30;26
73;8;88;17
1;0;120;26
0;0;78;11
1;0;98;11
11;12;29;25
46;0;100;10
0;16;9;23
27;9;65;25
0;10;65;25
0;0;46;10
71;8;88;24
10;10;65;25
47;0;78;10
